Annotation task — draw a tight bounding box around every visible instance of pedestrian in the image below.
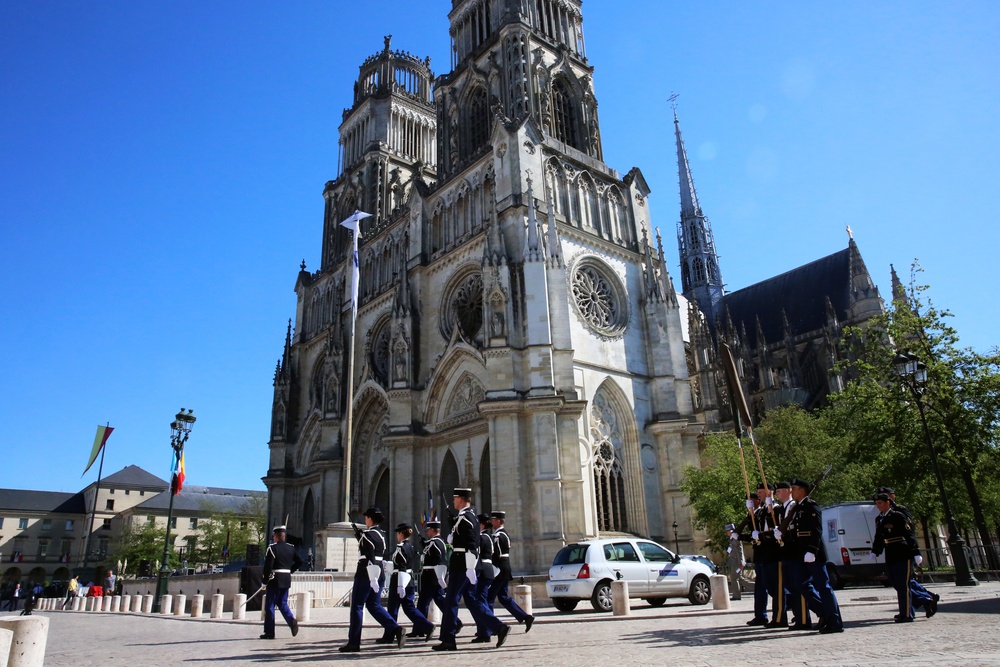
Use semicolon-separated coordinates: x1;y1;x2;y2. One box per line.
786;478;843;633
105;570;117;596
724;523;745;600
487;511;534;631
871;492;937;621
20;582;36;616
5;583;21;612
413;519;449;636
63;575;79;610
379;523;434;643
260;524;302;640
432;488;509;652
340;506;404;653
469;513;499;643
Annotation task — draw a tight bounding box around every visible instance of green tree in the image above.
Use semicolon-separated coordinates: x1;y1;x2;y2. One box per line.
192;495;268;568
110;519;174;577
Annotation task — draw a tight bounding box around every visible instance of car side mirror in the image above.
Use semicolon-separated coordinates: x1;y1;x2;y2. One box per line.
672;554;681;564
615;570;623;580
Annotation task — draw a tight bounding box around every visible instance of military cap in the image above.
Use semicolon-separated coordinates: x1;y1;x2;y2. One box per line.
789;478;812;492
490;511;506;520
453;487;473;499
394;522;413;534
272;524;287;534
724;523;736;531
877;486;896;495
757;482;775;491
749;492;759;500
477;513;492;524
363;506;384;523
873;492;891;502
774;481;791;490
425;520;441;529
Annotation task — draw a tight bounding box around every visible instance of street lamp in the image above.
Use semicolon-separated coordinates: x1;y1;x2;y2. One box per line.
893;352;978;587
153;408;196;612
672;521;680;554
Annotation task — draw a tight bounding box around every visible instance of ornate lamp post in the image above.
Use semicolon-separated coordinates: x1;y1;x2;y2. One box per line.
672;521;680;554
153;408;196;612
893;353;978;586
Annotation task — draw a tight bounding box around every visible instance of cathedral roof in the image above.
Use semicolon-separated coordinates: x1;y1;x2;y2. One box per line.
719;246;852;349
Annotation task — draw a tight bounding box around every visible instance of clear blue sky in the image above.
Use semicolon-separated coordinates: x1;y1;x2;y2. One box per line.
2;1;998;494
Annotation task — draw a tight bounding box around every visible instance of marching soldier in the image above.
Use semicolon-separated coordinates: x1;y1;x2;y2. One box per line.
260;524;302;640
469;514;498;643
773;480;809;629
340;506;405;653
380;523;435;642
786;478;843;633
872;492;937;621
878;486;940;612
414;519;449;634
432;488;510;652
487;511;534;631
737;488;772;626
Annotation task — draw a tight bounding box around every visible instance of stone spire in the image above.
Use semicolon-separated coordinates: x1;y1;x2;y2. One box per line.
674;109;724;322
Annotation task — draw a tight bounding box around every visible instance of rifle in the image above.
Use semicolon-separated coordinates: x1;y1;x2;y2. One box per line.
351;521;363;540
810;464;834;495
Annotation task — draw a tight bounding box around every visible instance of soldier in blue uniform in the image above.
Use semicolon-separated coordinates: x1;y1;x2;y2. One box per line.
260;525;303;639
380;523;435;642
786;478;843;633
487;511;534;631
339;506;405;653
432;487;510;652
413;519;449;635
872;492;937;621
737;488;772;626
470;513;499;643
878;486;940;614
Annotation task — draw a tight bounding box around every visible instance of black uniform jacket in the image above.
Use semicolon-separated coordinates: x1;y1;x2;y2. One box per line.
785;497;824;559
492;528;514;576
448;506;480;569
263;541;303;588
872;509;920;563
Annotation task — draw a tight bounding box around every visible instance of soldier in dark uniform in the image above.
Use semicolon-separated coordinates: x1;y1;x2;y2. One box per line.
787;478;843;633
487;511;534;631
736;488;770;626
878;486;940;612
261;524;303;639
470;514;499;643
872;492;937;621
380;523;435;642
413;519;448;633
432;488;510;652
774;480;809;628
340;506;405;653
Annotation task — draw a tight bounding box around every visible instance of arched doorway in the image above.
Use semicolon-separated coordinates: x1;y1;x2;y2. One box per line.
479;442;492;515
2;567;21;584
372;467;390;525
439;450;460;533
27;567;46;585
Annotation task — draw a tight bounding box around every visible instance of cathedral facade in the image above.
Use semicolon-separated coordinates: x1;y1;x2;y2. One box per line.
263;0;702;573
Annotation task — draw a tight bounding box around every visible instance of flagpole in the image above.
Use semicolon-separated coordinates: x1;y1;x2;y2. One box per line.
340;213;364;523
83;422;110;570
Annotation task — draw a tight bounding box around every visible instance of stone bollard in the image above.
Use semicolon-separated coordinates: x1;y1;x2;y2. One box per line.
611;580;631;616
190;594;205;618
0;616;49;667
131;595;143;613
160;595;173;615
427;602;441;624
102;596;113;612
0;627;11;666
710;574;730;610
119;595;131;612
111;596;121;612
295;591;312;623
232;594;246;620
174;594;187;616
513;585;533;616
72;596;82;612
142;595;154;614
88;597;97;612
210;594;224;619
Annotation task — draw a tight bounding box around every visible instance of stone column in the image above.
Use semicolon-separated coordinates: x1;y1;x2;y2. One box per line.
174;594;187;616
611;580;630;616
210;594;224;619
710;574;730;610
294;591;312;623
190;594;205;618
101;596;112;612
513;585;533;616
232;594;246;620
0;616;49;667
110;596;121;612
72;597;82;611
160;595;173;615
142;595;154;614
0;627;11;664
131;595;143;613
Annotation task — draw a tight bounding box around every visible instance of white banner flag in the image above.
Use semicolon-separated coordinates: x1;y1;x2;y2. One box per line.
339;210;372;312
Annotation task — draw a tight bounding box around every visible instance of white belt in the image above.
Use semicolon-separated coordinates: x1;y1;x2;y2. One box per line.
498;555;509;558
453;548;466;553
359;556;384;561
422;566;439;570
480;559;492;563
274;569;291;573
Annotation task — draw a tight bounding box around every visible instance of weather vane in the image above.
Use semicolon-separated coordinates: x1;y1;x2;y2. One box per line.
668;92;680;112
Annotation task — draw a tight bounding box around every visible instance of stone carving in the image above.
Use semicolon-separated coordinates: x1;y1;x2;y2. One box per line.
446;375;486;419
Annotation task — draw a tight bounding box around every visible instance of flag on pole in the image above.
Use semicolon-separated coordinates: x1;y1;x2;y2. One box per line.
427;486;435;521
84;425;114;475
222;529;230;559
171;450;186;495
339;210;372;312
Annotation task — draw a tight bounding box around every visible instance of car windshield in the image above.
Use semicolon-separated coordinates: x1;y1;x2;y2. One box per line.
553;544;589;565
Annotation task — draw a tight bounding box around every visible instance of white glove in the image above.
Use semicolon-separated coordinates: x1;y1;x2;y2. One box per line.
726;546;732;554
765;497;774;506
804;552;816;564
751;530;760;541
466;569;477;586
397;586;405;597
773;528;783;541
746;499;755;510
446;533;453;544
736;568;742;575
370;579;380;593
869;552;878;561
914;555;923;566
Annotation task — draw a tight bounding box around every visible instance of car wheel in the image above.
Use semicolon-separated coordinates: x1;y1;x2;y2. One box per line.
688;575;711;605
645;596;667;608
590;580;614;612
826;564;844;590
553;598;579;612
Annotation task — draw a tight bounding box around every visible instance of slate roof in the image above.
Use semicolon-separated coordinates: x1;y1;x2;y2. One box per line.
100;465;169;490
132;485;265;514
0;489;87;514
719;247;851;350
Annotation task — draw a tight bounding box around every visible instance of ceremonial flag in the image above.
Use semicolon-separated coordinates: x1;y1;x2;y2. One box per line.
84;425;114;475
171;450;186;495
339;210;372;313
222;529;231;559
428;486;435;521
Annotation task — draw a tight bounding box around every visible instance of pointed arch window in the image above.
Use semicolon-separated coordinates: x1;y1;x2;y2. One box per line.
693;257;705;282
689;222;700;249
466;87;490;159
681;262;691;291
590;392;629;533
552;79;580;150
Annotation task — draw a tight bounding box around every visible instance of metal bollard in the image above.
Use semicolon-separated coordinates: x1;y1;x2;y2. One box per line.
191;594;205;618
142;594;154;614
611;580;631;616
710;574;731;610
174;594;187;616
232;594;246;620
0;616;49;667
210;594;224;619
160;595;173;615
513;585;533;616
295;590;312;623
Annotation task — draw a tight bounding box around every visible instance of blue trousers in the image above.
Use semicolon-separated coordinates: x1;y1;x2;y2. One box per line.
440;568;504;644
417;569;445;618
263;585;295;636
382;573;434;638
887;559;934;618
488;568;530;623
798;558;842;630
751;561;769;621
348;569;399;646
467;572;495;638
782;559;809;624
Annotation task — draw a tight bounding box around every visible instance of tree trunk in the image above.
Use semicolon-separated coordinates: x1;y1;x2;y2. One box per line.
957;460;1000;570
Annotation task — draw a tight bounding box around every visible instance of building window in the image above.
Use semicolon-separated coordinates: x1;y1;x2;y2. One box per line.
240;521;248;529
140;491;145;496
65;520;74;531
60;539;73;558
18;518;28;530
124;489;130;495
552;79;580;150
189;518;198;530
590;391;630;533
38;539;49;559
98;538;109;557
41;519;52;531
466;87;489;159
101;519;112;530
171;517;177;529
109;489;115;494
105;499;115;511
0;518;3;529
147;516;156;525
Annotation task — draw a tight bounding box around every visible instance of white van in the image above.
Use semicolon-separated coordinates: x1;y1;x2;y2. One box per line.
821;501;885;589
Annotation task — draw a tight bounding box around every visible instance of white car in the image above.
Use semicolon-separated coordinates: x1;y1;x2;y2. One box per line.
546;538;714;612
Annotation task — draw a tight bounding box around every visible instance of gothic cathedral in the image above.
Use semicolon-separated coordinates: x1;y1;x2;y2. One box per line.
263;0;702;572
